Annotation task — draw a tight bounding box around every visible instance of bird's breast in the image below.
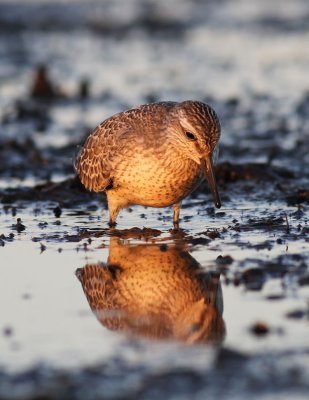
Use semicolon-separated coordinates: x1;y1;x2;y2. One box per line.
112;152;202;207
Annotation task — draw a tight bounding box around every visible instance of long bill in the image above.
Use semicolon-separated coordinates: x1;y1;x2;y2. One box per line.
202;156;221;209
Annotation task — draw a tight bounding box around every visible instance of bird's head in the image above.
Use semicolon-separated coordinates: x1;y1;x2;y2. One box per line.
169;100;221;208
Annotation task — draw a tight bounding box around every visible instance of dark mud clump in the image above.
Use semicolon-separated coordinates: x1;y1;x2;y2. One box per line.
216;161;294;183
30;64;66;100
78;226;163;241
0;177;100;207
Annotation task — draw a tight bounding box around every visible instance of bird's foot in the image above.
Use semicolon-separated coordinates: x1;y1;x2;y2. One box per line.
173;221;180;230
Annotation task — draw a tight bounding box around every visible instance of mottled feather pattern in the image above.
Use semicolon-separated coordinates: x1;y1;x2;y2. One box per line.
75;121;129;192
75;100;221;225
176;101;220;148
75;102;175;192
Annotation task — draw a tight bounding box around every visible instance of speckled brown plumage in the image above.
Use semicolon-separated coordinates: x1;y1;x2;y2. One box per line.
75;100;221;227
76;238;225;344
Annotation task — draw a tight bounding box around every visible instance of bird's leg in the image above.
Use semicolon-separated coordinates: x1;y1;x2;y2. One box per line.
173;202;181;229
106;191;121;227
108;207;120;227
108;219;117;228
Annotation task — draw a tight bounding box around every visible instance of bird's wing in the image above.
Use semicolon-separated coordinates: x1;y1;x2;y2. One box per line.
75;102;176;192
75;116;132;192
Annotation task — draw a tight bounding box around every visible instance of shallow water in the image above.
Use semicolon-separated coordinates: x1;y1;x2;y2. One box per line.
0;0;308;398
0;196;308;394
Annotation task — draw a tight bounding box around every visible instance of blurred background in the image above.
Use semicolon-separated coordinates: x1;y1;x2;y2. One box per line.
0;0;308;186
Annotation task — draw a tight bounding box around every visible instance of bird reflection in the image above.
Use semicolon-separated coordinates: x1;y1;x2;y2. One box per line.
76;237;225;344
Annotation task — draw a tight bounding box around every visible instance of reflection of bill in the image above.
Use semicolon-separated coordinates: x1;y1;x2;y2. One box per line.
76;238;225;344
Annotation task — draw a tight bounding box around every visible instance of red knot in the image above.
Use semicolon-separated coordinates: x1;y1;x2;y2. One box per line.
75;100;221;227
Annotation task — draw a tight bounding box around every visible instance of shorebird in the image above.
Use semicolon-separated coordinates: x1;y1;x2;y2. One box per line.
76;238;225;344
75;100;221;227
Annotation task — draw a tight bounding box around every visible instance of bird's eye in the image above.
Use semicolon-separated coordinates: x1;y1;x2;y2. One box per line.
185;131;196;141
